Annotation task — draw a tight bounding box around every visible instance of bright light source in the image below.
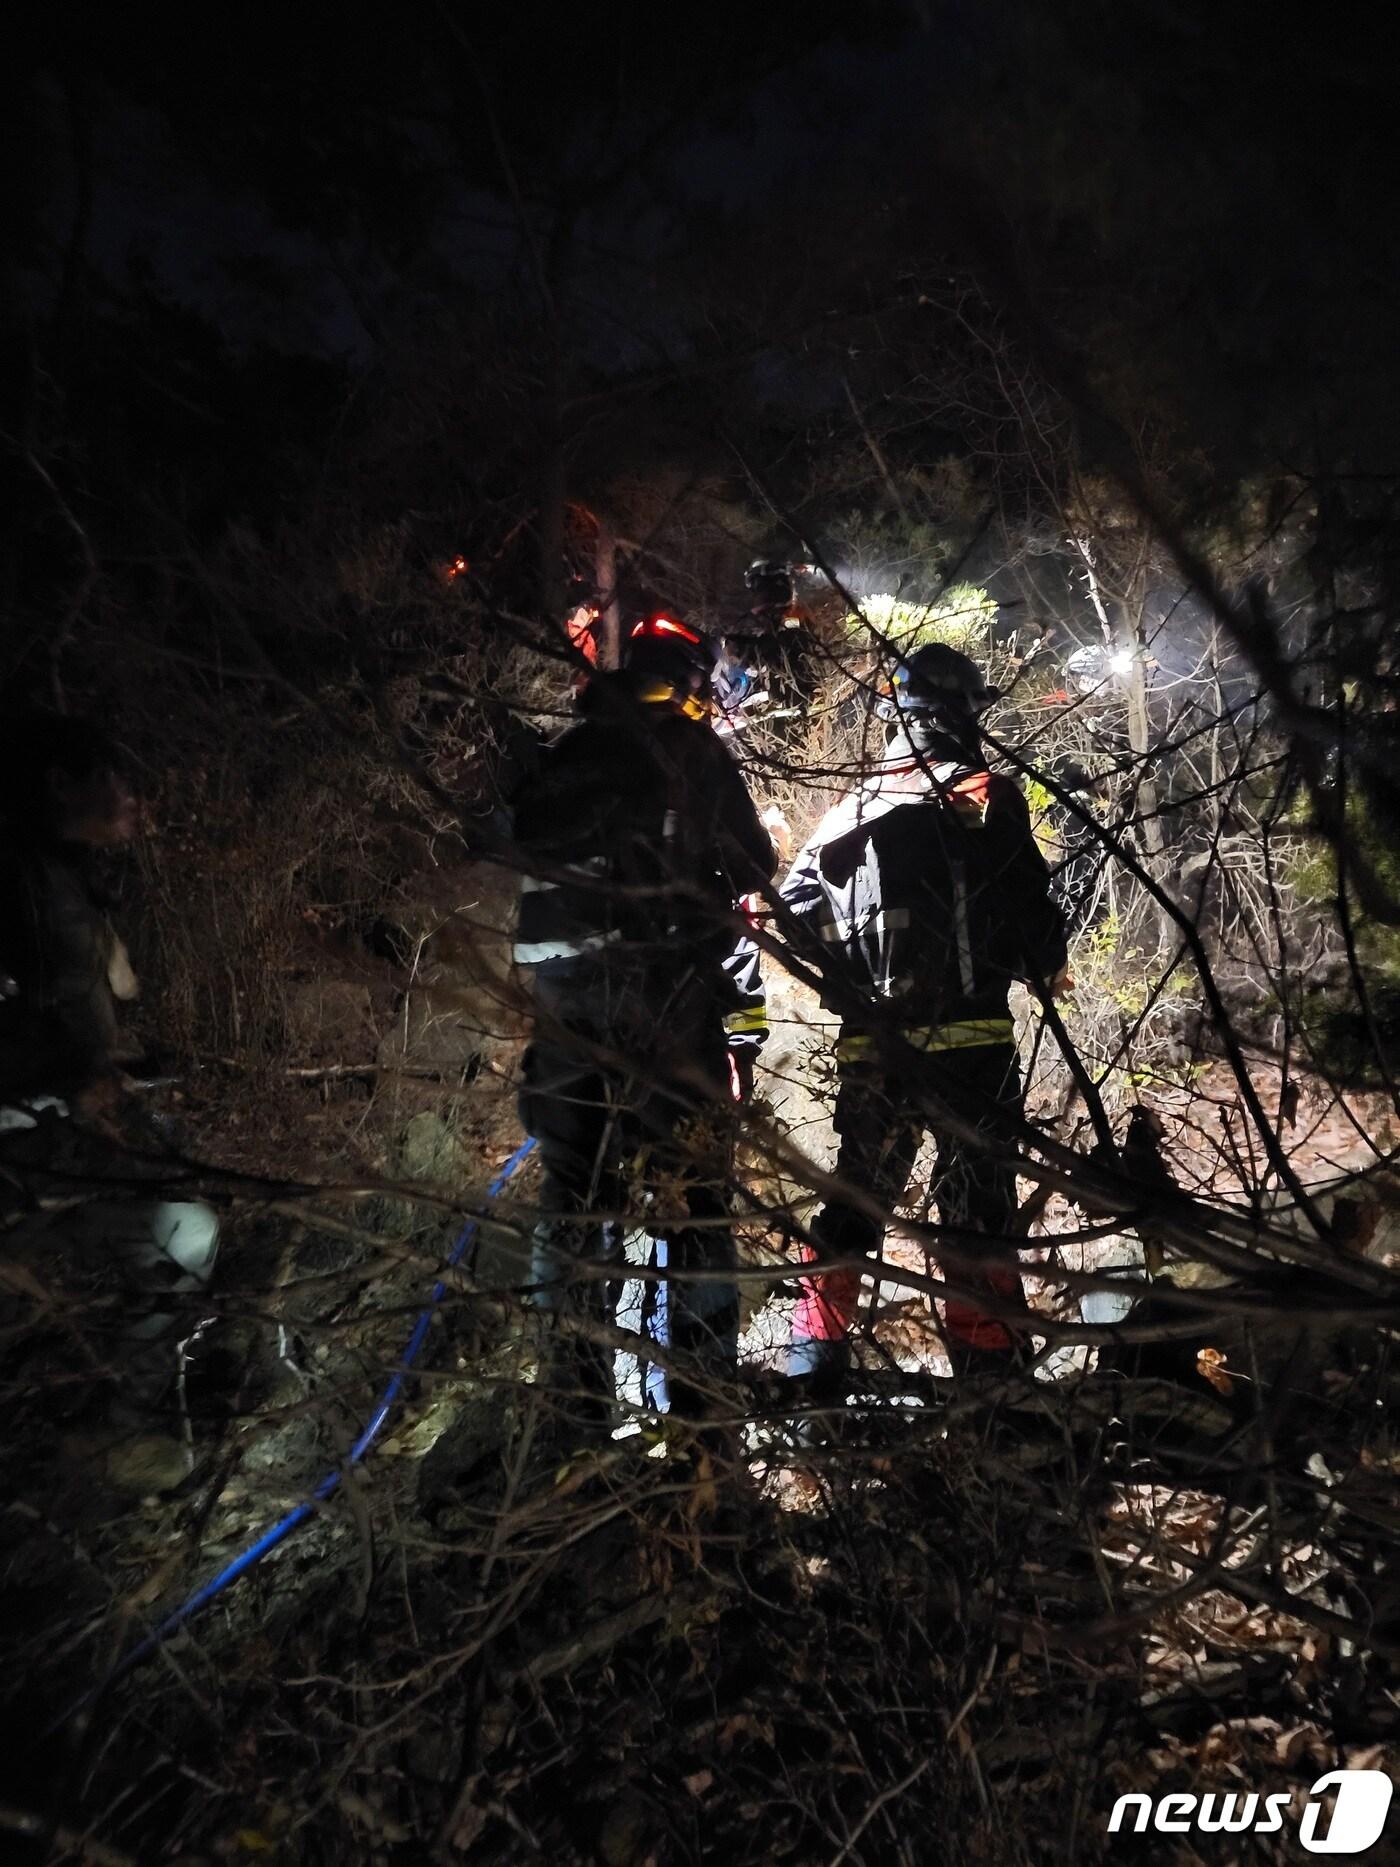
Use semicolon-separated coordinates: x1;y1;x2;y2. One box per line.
1108;649;1134;675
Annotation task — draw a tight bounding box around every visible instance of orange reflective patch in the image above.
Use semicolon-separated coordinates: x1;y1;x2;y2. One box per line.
949;771;991;824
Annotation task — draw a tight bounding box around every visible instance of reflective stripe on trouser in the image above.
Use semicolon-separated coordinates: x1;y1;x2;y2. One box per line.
790;1043;1024;1359
722;1005;769;1038
834;1018;1014;1064
614;1233;672;1413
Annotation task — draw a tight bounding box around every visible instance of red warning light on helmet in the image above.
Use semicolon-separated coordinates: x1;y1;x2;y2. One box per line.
632;614;702;645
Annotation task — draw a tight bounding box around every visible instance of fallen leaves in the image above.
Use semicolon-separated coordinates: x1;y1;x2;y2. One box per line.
1196;1345;1234;1396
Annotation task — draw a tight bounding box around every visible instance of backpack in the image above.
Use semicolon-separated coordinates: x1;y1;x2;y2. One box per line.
812;770;1026;1021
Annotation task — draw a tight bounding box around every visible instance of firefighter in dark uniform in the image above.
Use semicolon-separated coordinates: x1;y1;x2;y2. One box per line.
716;560;815;726
779;646;1068;1389
511;614;776;1428
0;713;220;1488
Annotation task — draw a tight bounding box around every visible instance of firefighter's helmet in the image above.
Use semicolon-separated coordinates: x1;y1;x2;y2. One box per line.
885;644;999;719
624;614;718;717
744;559;794;608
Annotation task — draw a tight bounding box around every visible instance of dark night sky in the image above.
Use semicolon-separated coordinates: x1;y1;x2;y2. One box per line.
14;8;1395;342
6;0;1399;549
17;15;962;365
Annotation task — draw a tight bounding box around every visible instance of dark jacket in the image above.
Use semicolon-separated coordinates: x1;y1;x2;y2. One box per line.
0;843;128;1099
512;676;776;982
780;737;1066;1037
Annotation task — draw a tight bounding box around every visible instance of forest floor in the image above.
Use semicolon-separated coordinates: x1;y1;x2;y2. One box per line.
4;893;1400;1863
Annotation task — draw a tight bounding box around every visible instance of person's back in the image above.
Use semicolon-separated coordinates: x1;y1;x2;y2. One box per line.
513;667;773;980
789;744;1066;1037
511;618;774;1434
779;647;1067;1395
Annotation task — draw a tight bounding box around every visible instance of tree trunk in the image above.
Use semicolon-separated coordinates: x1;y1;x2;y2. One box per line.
594;516;621;669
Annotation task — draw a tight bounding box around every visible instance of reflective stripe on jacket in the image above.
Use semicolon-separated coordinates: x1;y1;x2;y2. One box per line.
834;1017;1015;1063
779;745;1066;1029
510;678;775;978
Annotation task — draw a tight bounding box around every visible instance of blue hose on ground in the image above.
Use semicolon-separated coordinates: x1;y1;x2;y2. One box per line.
53;1135;536;1729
